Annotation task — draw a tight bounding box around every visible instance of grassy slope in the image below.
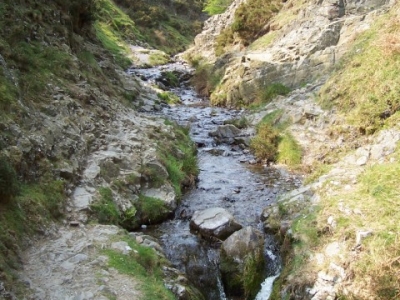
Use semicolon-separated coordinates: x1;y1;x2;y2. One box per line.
273;4;400;299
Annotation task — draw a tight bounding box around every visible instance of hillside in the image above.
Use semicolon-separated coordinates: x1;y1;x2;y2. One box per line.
0;0;202;298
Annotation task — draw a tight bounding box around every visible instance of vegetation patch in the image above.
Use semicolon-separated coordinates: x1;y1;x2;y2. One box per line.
250;110;302;168
149;51;171;66
215;0;283;55
203;0;233;15
138;195;171;224
249;83;291;110
279;146;400;299
157;91;181;105
111;0;205;54
0;156;20;202
103;236;175;300
319;8;400;136
91;187;120;225
158;119;199;199
0;177;66;291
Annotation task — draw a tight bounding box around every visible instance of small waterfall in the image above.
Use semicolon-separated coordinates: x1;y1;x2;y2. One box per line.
255;274;280;300
216;275;228;300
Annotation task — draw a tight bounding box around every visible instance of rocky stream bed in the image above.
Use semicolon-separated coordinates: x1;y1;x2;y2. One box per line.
129;62;302;299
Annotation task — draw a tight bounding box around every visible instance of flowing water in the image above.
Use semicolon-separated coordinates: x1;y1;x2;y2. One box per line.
128;62;301;299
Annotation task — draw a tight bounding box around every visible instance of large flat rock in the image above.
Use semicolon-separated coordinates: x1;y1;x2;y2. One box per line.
190;207;242;240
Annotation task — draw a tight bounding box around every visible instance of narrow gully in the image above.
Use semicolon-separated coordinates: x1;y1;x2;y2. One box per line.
128;62;301;299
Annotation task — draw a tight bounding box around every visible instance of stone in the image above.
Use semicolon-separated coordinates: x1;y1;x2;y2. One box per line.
111;241;132;255
220;226;265;299
190;207;242;240
209;124;241;143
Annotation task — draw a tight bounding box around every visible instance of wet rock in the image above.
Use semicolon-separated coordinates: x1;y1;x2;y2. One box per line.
163;266;205;300
190;207;242;240
220;226;265;299
209;124;242;145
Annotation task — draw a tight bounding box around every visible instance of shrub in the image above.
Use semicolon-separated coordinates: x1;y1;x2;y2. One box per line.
250;123;279;162
231;0;282;45
0;157;20;202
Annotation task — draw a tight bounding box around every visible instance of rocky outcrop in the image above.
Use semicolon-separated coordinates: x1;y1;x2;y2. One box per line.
189;207;243;240
189;0;394;107
184;0;247;62
220;226;266;299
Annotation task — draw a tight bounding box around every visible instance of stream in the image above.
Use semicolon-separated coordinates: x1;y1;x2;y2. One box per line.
128;62;301;300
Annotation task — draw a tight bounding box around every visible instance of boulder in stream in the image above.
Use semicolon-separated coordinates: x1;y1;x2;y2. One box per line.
189;207;242;241
220;226;266;300
209;124;241;144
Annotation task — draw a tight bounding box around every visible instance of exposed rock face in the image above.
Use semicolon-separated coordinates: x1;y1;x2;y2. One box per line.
188;0;394;107
184;0;247;62
220;226;266;299
189;207;243;240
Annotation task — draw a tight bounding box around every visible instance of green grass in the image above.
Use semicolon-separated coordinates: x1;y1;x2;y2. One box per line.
138;195;171;224
91;187;120;224
94;21;132;69
278;145;400;299
158;119;198;200
0;178;66;291
192;62;224;98
276;133;302;166
319;9;400;136
103;237;175;300
249;31;277;51
203;0;233;15
157;91;181;105
223;116;249;129
148;51;171;66
0;156;20;202
250;109;303;168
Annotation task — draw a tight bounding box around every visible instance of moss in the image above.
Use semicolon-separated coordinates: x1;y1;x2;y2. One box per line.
220;248;265;299
138;195;171;224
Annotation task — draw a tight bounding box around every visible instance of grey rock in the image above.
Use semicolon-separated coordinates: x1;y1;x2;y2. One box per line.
190;207;242;240
220;226;265;298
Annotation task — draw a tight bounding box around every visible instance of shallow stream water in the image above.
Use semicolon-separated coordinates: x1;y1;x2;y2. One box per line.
128;62;301;299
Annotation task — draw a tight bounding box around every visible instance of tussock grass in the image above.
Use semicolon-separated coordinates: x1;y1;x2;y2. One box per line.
250;109;303;168
103;236;175;300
